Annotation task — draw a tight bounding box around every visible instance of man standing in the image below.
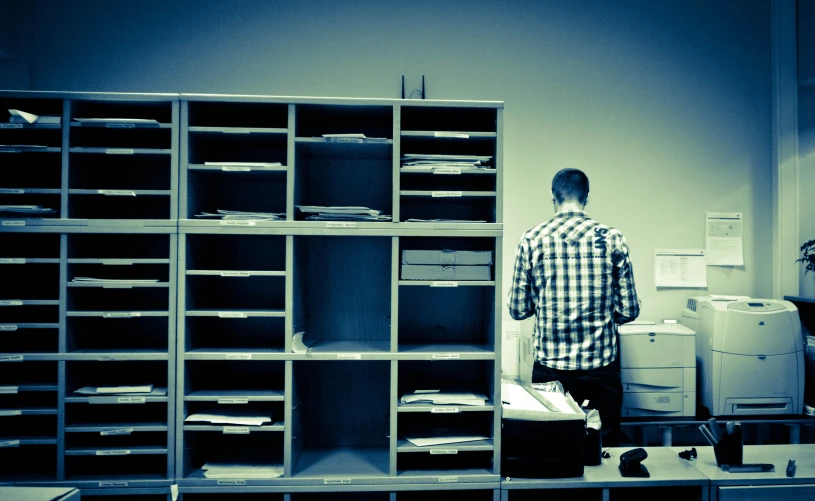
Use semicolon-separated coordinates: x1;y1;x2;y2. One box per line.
507;168;640;446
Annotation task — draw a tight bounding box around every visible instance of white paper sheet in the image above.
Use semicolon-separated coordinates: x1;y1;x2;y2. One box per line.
705;212;744;266
654;249;707;288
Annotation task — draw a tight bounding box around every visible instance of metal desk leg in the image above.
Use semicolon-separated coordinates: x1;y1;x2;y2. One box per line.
661;426;673;446
786;423;801;444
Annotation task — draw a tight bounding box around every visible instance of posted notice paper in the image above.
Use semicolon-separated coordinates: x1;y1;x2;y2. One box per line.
654;249;707;288
705;212;744;266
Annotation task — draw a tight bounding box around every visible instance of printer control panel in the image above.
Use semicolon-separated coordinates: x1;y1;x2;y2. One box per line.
728;301;786;313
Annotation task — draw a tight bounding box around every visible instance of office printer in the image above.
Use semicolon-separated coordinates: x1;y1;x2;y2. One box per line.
618;323;696;417
682;296;805;416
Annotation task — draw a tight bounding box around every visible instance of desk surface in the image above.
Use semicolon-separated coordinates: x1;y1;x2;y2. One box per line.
502;446;709;489
671;444;815;486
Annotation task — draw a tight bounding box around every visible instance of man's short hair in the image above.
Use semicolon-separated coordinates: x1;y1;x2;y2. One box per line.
552;168;589;205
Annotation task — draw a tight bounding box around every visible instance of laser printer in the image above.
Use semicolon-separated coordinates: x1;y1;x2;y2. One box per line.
618;323;696;417
682;296;804;416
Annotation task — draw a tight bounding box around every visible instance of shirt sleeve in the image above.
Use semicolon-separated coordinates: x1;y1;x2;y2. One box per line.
507;236;536;320
611;233;640;325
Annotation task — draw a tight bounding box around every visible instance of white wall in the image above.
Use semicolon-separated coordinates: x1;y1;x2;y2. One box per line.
2;0;775;318
798;0;815;299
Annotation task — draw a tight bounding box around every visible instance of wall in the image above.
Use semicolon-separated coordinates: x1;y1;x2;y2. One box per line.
798;0;815;299
0;1;31;89
1;0;774;344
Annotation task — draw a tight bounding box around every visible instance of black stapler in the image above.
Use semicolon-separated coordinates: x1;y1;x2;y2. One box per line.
619;447;650;477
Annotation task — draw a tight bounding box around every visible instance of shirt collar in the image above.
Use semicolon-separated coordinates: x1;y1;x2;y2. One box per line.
553;210;588;219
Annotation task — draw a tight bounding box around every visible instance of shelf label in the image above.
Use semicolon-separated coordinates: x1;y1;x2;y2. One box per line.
326;222;358;228
0;147;20;153
431;191;463;198
337;354;361;360
432;167;461;175
1;221;25;226
431;407;460;414
0;324;18;331
0;123;23;129
220;220;256;226
0;386;19;394
431;353;460;360
116;396;146;404
220;271;251;277
0;300;23;306
434;131;470;139
0;410;22;416
0;188;25;194
438;476;459;483
0;440;21;448
102;259;133;265
223;426;250;434
106;123;136;128
324;479;352;485
0;258;26;264
431;281;458;287
430;448;458;455
96;449;131;456
97;355;117;361
99;481;128;488
217;398;249;404
105;148;134;155
218;312;247;319
0;355;24;362
101;428;134;436
104;312;140;318
225;353;252;360
221;166;252;172
98;190;136;196
217;480;246;485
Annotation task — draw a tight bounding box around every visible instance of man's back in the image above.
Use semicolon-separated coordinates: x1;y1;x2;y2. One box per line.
507;210;639;370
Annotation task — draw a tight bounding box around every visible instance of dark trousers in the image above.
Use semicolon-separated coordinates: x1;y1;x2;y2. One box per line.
532;359;624;446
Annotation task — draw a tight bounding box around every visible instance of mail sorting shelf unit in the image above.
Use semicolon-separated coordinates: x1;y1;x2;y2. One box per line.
176;229;289;485
394;234;502;480
0;90;179;226
398;103;502;224
61;227;177;488
179;97;290;221
1;226;64;482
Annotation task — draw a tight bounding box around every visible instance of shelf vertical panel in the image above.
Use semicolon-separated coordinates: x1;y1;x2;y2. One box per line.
178;100;190;221
494;109;503;225
61;99;71;218
389;359;399;477
491;236;503;475
57;359;66;480
167;232;179;482
287;104;296;221
392;104;401;224
174;232;187;480
169;100;180;222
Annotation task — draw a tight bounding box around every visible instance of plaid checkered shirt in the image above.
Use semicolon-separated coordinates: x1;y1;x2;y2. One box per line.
507;210;640;370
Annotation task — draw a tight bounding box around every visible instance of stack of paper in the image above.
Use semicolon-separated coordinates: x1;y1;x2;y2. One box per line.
73;118;159;125
296;205;392;221
203;162;282;168
321;133;388;143
8;109;61;124
201;462;283;479
185;411;272;427
401;153;492;171
403;428;490;447
0;205;57;214
74;385;167;396
195;209;286;221
400;390;487;406
404;218;487;223
71;277;160;283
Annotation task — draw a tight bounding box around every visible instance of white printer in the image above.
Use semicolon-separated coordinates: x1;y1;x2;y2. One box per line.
682;296;805;416
618;323;696;417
